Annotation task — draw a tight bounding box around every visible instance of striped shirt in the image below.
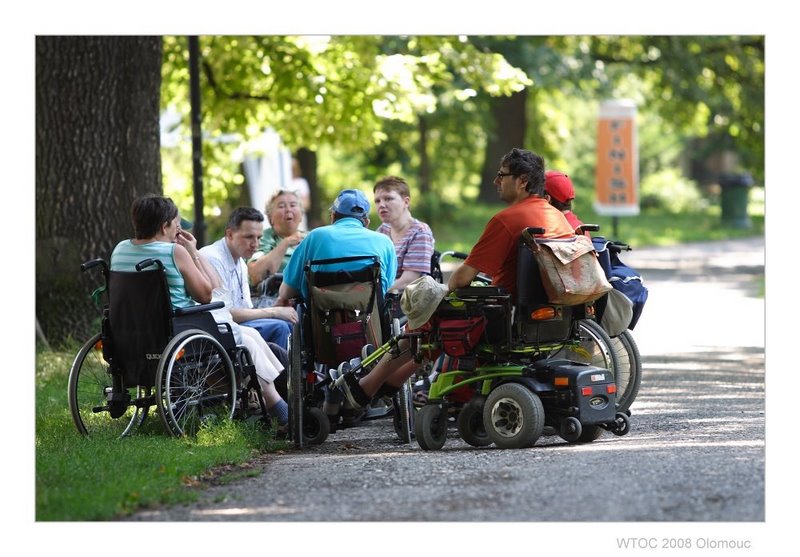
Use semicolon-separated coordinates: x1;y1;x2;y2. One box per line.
110;240;194;309
377;219;435;278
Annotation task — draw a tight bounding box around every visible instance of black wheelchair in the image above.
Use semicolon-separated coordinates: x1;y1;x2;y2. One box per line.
339;227;631;450
286;255;414;448
67;258;271;438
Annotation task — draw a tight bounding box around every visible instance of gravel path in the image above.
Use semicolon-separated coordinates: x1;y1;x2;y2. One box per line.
124;237;780;551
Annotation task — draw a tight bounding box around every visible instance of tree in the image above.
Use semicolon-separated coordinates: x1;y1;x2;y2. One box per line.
36;36;163;344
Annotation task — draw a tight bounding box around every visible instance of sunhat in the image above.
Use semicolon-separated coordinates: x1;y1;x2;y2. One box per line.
401;275;450;329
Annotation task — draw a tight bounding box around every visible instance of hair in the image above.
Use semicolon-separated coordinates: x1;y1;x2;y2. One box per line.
226;207;264;230
331;211;369;226
130;194;179;239
548;198;572;211
373;175;410;199
500;148;546;196
266;189;301;216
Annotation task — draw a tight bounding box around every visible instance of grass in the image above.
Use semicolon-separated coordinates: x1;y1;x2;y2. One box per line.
430;199;764;254
35;348;286;521
35;199;764;521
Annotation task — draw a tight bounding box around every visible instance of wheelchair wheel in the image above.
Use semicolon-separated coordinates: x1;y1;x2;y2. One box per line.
483;383;544;449
67;333;149;437
415;404;448;451
288;322;304;448
608;330;642;413
302;406;330;445
156;329;236;437
393;379;415;444
456;396;492;447
552;319;620;396
559;416;583;443
577;424;604;443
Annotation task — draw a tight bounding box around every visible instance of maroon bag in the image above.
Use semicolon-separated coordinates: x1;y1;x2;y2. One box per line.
332;319;368;362
438;317;486;357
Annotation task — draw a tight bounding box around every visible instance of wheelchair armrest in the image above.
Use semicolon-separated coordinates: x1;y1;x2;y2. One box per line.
174;301;224;316
453;286;508;299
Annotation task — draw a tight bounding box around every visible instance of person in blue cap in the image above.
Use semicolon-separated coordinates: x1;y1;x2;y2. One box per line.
275;189;397;430
275;189;397;305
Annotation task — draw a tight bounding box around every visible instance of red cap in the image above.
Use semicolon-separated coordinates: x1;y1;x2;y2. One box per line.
545;170;575;203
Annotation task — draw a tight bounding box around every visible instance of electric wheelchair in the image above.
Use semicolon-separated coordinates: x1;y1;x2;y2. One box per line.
286;255;414;448
67;258;271;438
338;227;631;450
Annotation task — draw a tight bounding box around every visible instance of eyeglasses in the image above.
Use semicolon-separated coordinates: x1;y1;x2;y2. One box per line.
496;171;515;179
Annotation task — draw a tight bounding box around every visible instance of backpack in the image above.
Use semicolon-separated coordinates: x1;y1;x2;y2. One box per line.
592;237;649;330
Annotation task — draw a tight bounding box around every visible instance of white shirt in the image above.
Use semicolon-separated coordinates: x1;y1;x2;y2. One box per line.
199;238;253;310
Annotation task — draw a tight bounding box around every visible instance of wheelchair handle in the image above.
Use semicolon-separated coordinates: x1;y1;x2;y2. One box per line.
576;223;600;234
81;258;107;273
438;250;469;264
135;258;165;272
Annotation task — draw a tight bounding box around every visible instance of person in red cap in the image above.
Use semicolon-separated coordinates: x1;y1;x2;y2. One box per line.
544;170;587;235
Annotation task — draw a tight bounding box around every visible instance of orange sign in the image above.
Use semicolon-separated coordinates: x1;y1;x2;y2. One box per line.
594;100;639;216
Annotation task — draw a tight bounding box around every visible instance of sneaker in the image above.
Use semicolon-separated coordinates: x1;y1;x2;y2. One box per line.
361;344;376;360
333;373;366;410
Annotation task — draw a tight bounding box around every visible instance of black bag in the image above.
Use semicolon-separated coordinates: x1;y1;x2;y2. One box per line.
592;237;649;330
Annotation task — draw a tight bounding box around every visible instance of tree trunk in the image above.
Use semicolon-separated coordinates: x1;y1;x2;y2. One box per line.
296;147;321;228
478;89;528;202
36;36;163;345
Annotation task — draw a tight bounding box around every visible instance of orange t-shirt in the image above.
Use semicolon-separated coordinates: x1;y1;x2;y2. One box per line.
465;196;574;298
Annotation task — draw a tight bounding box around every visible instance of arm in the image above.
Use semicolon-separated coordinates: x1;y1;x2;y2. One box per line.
388;270;423;293
173;236;219;304
447;263;480;292
229;305;298;324
275;282;300;307
246;231;304;284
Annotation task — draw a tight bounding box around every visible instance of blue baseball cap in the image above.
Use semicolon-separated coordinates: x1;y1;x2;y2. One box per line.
331;189;371;218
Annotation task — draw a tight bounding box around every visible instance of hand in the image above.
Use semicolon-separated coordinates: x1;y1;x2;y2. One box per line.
176;230;198;253
267;305;298;324
284;231;305;248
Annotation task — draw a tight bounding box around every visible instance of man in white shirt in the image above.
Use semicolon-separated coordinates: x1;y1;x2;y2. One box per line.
199;207;297;350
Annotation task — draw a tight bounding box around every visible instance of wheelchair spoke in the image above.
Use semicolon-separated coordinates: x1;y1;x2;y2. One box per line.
68;334;149;437
157;330;237;437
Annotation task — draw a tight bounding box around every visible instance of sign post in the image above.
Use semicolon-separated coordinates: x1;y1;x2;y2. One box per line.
594;100;639;237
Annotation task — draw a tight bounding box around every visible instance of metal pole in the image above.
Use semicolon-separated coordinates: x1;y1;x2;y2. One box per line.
188;36;205;246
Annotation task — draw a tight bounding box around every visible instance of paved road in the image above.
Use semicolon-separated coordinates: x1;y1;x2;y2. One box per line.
129;237;776;549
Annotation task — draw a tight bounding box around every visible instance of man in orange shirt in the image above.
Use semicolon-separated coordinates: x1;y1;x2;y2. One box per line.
333;147;575;411
449;148;575;299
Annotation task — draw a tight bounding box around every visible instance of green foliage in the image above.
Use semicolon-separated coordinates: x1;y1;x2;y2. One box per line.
158;35;763;241
639;168;708;213
35;349;284;521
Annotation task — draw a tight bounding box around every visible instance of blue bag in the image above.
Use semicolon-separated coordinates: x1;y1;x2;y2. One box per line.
592;237;649;330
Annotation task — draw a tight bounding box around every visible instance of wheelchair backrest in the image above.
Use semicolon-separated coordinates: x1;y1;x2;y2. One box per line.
107;268;173;388
514;233;576;344
304;255;386;366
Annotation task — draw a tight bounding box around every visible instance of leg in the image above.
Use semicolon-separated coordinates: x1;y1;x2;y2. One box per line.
240;318;291;350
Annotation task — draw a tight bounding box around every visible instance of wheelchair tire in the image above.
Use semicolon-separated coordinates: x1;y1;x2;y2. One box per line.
68;333;149;437
156;329;236;437
393;379;415;444
415;404;448;451
288;322;304;448
577;424;604;443
302;406;330;445
608;330;642;413
552;319;621;400
456;396;492;447
559;416;583;443
483;383;544;449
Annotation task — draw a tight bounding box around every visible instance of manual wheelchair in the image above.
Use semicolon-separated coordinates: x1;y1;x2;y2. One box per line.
286;255;414;448
67;258;271;438
354;227;631;450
